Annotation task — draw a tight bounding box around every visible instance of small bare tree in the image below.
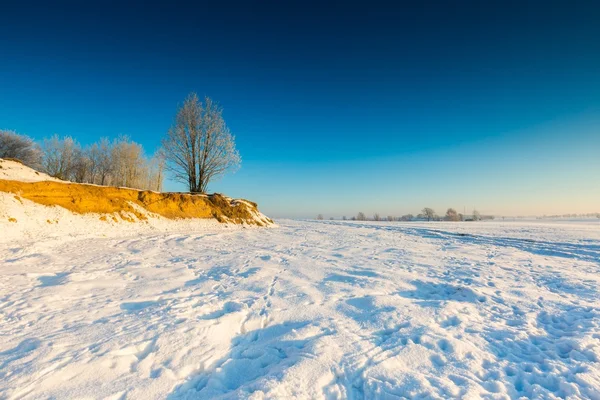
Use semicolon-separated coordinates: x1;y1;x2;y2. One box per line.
357;212;366;221
149;150;166;192
86;143;101;184
373;213;381;221
163;93;240;193
473;210;481;221
445;208;460;221
110;136;144;188
316;214;324;220
70;148;89;183
42;135;82;180
387;215;394;221
96;138;113;185
0;130;42;168
422;207;435;222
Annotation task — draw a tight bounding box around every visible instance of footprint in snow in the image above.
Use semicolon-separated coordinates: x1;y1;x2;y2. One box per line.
120;300;160;312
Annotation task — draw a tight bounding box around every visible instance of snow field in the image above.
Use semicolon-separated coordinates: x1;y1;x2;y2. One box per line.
1;220;599;399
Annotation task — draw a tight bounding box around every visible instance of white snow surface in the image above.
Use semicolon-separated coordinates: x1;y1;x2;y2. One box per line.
1;219;600;399
0;159;62;183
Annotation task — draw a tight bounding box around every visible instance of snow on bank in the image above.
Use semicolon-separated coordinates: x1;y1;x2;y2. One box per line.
0;159;61;183
1;220;599;399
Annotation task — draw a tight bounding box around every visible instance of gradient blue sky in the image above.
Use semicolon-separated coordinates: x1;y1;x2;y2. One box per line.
1;1;599;217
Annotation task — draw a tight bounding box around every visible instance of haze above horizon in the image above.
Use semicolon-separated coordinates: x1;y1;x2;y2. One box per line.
1;1;599;217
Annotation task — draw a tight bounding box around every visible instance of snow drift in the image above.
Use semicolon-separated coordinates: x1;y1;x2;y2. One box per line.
0;158;273;241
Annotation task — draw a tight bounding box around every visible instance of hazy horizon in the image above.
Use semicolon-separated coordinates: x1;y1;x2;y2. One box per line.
1;1;599;218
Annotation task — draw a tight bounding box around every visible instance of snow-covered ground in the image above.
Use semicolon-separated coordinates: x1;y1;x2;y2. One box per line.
0;159;62;183
1;219;599;399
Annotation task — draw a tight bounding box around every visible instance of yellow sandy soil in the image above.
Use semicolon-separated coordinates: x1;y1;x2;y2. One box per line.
0;179;272;226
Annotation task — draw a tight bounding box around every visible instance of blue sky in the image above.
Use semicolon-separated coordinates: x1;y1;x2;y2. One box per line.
1;1;599;217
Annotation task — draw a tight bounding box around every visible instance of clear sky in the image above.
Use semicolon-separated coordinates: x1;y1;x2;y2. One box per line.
1;1;599;218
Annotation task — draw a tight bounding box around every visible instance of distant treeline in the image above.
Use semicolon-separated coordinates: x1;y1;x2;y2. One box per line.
538;213;600;219
0;130;164;191
317;208;494;222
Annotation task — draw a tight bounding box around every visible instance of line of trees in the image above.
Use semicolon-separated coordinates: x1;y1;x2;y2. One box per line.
317;208;493;222
1;92;241;194
1;130;164;191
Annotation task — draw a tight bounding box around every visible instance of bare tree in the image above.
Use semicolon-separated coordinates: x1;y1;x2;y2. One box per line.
70;147;89;183
86;138;113;185
342;216;347;221
387;215;394;221
96;138;113;185
445;208;460;221
149;150;166;191
357;212;366;221
373;213;381;221
0;130;42;168
163;93;240;193
316;214;324;220
42;135;82;180
86;143;101;184
108;136;162;190
422;207;435;222
473;209;481;221
110;136;143;188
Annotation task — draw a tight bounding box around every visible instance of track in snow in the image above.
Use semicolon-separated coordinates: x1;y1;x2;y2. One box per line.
1;220;599;399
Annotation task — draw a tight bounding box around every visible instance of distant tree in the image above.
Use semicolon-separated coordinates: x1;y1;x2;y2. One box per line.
422;207;435;222
445;208;460;221
329;217;334;220
162;93;240;193
373;213;381;221
351;216;356;221
458;213;464;221
0;130;42;168
400;214;413;221
342;216;347;221
473;210;481;221
317;214;324;220
387;215;394;221
357;212;366;221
